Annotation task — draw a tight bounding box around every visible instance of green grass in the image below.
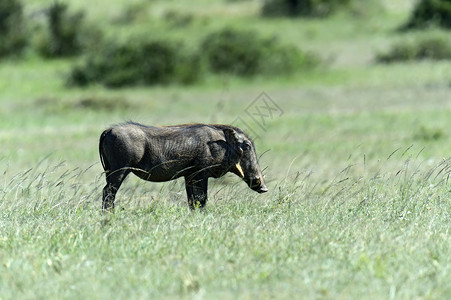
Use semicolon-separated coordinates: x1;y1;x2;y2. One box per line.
0;155;449;299
1;0;450;299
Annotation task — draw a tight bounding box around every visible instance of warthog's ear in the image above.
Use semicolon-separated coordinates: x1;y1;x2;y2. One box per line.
223;128;244;145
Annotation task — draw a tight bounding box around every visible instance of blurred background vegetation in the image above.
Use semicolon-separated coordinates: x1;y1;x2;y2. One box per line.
2;0;451;169
2;0;451;87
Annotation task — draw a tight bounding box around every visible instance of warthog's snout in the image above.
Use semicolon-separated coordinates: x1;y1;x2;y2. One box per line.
256;184;268;193
247;178;268;193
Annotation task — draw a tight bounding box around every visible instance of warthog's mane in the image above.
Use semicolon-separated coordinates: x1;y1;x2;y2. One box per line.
122;121;252;142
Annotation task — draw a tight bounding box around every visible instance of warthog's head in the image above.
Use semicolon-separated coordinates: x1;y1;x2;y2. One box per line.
224;128;268;193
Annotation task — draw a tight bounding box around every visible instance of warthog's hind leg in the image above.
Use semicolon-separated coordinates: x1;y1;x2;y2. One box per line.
102;169;130;211
185;174;208;210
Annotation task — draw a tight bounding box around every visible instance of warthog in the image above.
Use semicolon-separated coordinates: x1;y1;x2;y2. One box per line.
99;122;268;210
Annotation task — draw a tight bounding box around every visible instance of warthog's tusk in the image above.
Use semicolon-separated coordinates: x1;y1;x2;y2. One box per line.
236;162;244;178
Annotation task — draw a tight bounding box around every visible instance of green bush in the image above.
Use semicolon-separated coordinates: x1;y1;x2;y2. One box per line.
262;0;351;18
35;2;88;58
0;0;27;58
201;29;262;76
404;0;451;29
201;28;318;77
68;39;202;88
376;36;451;63
69;28;319;87
413;125;445;141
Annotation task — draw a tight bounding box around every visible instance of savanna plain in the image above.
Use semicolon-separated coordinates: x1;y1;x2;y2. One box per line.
0;0;450;299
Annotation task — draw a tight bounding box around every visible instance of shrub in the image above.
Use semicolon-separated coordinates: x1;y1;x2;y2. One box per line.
404;0;451;29
201;28;318;77
69;29;319;87
376;36;451;63
414;126;445;141
68;38;202;87
0;0;27;58
262;0;351;18
202;29;262;76
35;2;88;58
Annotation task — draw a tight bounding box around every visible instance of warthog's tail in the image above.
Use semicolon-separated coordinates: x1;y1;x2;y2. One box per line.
99;129;111;175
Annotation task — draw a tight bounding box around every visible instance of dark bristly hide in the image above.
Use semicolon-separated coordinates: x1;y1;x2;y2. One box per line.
99;122;268;210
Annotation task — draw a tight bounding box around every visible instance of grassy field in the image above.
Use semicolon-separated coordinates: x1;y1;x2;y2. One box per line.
0;0;450;299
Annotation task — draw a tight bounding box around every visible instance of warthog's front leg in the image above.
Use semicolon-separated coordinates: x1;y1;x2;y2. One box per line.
185;174;208;209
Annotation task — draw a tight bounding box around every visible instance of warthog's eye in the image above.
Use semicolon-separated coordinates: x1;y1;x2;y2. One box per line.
254;178;261;185
242;141;251;151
